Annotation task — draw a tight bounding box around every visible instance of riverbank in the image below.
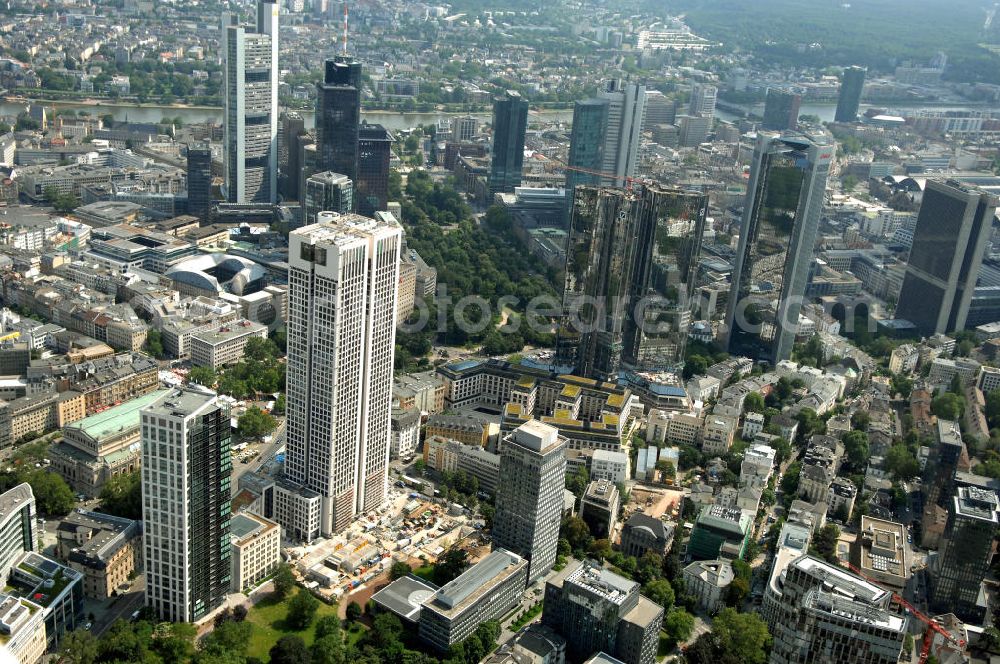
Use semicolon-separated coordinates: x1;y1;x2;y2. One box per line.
1;96;576;131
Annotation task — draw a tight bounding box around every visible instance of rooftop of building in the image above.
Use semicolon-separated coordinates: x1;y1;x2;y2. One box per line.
581;654;627;664
509;419;563;453
371;574;438;622
623;512;673;542
423;549;525;618
11;551;81;609
791;554;892;606
855;516;908;582
230;512;278;543
293;213;400;247
802;584;906;631
561;561;637;607
58;509;139;565
0;483;32;524
955;486;1000;522
697;505;752;533
142;385;218;419
583;479;618;505
684;559;734;588
937;418;965;447
620;594;665;629
191;319;267;345
63;388;169;442
425;413;486;432
74;200;143;218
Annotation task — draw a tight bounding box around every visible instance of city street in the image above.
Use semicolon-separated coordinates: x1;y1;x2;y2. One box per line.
232;417;286;493
92;576;146;637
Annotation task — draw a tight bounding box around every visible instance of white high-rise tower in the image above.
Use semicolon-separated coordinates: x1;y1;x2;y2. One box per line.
223;0;279;204
599;80;646;188
275;212;401;540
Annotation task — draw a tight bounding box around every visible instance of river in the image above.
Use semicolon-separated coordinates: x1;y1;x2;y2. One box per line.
6;95;990;133
0;98;575;131
715;101;995;124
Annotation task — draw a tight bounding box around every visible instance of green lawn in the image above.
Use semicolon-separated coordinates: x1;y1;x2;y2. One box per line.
245;591;343;660
413;565;434;582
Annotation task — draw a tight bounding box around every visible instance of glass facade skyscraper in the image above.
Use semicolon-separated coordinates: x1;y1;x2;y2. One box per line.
316;56;362;184
725;131;833;365
895;179;997;336
566;81;646;192
930;486;999;621
142;388;231;623
558;185;707;378
834;66;866;123
488;91;528;196
186;144;213;222
762;89;801;131
357;123;393;217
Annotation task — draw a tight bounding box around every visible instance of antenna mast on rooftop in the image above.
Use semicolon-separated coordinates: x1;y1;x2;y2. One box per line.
342;3;348;55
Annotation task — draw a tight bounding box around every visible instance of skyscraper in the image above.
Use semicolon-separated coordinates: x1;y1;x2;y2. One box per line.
834;66;866;123
930;486;999;621
356;123;393;217
276;212;401;540
599;81;645;189
142;387;231;623
493;420;566;584
627;187;709;369
566;98;608;192
186;144;213;222
295;133;317;219
488;91;528;196
725;131;833;365
558;187;645;379
688;83;717;118
762;89;801;131
558;185;705;377
278;111;305;200
304;171;353;225
315;56;362;183
896;179;997;336
223;0;279;204
567;81;646;192
641;90;676;131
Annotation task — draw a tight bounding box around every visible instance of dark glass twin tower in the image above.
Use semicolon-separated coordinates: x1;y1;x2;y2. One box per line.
558;185;709;380
724;132;833;365
314;56;391;217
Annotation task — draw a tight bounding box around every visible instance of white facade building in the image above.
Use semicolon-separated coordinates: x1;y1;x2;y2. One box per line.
142;387;231;623
278;212;401;540
223;0;279;204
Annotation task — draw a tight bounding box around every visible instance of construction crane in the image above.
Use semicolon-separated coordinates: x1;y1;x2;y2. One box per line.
840;561;964;663
549;155;656;191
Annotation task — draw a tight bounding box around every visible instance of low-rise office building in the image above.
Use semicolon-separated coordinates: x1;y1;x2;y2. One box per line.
683;560;733;614
687;505;752;561
189;320;268;369
230;512;281;593
0;592;46;664
543;560;662;664
56;510;142;599
419;549;528;651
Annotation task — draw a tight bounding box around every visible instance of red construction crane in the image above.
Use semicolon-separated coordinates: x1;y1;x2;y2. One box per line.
840;561;964;663
553;157;656;191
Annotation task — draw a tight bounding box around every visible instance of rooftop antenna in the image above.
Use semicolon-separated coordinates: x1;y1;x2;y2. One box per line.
342;3;348;56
